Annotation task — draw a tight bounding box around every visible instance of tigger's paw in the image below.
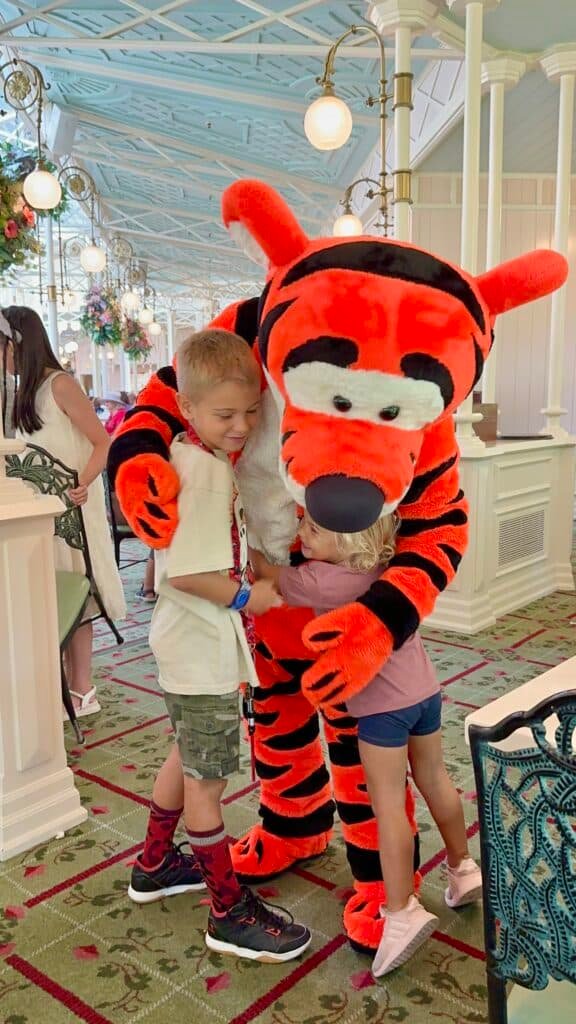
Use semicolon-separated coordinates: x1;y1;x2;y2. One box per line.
115;454;179;547
231;825;332;882
343;873;424;954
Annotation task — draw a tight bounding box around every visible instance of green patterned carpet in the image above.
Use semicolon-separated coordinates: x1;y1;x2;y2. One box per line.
1;540;575;1024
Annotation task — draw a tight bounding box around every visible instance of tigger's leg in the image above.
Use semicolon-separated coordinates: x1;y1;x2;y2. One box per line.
230;606;334;881
323;705;421;954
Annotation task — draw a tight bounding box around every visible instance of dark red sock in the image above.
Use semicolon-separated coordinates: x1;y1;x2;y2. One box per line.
140;801;182;868
186;824;242;912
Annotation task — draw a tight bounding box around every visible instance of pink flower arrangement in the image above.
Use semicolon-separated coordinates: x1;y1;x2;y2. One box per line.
122;317;152;362
4;219;18;239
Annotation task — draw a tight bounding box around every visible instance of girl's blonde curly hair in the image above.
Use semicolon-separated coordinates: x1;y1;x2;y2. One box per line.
333;514;399;572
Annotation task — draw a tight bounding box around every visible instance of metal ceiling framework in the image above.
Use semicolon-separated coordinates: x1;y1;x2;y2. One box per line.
0;0;471;308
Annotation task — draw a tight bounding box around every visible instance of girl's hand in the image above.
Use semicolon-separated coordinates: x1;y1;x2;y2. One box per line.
246;578;282;615
68;484;89;506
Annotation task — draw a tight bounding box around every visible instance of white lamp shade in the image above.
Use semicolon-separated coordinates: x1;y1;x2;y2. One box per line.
333;212;363;237
22;168;62;211
304;94;353;151
64;340;78;354
107;351;115;360
121;289;140;313
138;306;154;326
148;320;162;336
80;243;107;274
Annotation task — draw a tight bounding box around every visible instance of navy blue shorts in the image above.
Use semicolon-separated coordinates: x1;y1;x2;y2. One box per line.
357;692;442;748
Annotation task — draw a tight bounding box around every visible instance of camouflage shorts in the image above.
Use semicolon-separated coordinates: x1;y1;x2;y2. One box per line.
163;691;240;780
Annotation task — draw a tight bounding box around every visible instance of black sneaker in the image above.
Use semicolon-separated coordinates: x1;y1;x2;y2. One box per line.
205;886;311;963
128;842;206;904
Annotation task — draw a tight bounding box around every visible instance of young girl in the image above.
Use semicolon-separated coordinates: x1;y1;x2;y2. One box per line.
0;307;125;716
252;511;482;977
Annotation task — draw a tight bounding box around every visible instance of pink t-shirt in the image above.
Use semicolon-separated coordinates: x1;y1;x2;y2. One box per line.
278;561;439;718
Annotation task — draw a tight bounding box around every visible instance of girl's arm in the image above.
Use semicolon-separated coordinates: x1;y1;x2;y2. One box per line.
250;547;282;586
52;374;110;491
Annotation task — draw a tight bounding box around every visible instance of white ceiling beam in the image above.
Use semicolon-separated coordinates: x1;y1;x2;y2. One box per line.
0;0;69;33
2;36;463;59
117;0;203;40
101;195;223;224
2;0;89;36
68;107;342;196
75;152;228;198
219;0;325;44
110;227;240;255
230;0;330;46
24;50;369;120
96;0;193;40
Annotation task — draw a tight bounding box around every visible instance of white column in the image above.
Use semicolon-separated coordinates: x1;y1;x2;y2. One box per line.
448;0;500;453
167;311;176;363
44;217;59;356
369;1;437;241
0;412;86;859
99;347;109;394
90;341;100;396
540;50;576;438
481;58;525;403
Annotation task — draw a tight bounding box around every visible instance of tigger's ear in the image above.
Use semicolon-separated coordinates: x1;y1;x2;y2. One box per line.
475;249;568;317
222;179;310;269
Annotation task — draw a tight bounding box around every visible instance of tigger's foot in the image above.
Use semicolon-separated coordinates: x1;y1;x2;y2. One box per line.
231;825;332;883
343;873;423;954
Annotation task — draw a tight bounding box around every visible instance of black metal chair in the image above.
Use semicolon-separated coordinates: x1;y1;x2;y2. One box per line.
102;469;144;568
469;691;576;1024
7;443;124;743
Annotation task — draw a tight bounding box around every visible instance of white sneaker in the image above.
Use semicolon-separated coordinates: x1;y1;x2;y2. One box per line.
445;858;483;909
371;895;438;978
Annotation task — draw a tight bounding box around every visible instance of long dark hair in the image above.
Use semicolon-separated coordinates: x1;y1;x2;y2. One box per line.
4;306;63;434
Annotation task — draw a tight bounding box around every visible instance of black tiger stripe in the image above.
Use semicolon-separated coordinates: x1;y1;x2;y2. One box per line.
107;427;170;487
253;710;279;727
400;353;454;408
259;801;335;839
282;765;331;799
282;336;359;372
390;552;448;592
256;279;271;329
398;508;468;537
252;677;303;701
144;501;170;522
254;758;290;781
136;516;161;541
358;580;420;649
263;714;319;751
122;404;184;437
345;830;420;883
157;365;178;389
280;241;486;332
255;640;273;660
449;488;465;504
258;298;295;367
234;295;260;345
281;430;296;445
336;802;374;826
439;543;463;572
327;736;361;767
402;454;458;505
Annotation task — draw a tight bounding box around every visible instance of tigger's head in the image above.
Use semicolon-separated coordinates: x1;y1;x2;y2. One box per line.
223;179;568;532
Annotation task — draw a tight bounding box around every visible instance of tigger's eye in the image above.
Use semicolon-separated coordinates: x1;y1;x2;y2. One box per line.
379;405;400;421
333;395;352;413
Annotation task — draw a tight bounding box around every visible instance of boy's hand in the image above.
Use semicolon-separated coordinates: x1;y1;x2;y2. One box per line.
247;579;282;615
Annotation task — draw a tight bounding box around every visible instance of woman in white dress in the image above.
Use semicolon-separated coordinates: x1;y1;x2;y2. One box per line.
0;307;125;716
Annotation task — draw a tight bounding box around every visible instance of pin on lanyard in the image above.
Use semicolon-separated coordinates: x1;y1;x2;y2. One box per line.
243;684;257;782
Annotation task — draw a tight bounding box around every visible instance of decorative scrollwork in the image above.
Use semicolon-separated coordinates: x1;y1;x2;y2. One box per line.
471;694;576;992
58;165;96;204
6;446;84;552
1;60;46;113
109;235;133;263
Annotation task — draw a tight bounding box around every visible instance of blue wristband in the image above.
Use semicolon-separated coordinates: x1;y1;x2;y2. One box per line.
228;579;252;611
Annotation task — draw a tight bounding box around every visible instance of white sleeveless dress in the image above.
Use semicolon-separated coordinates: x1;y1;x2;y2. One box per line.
17;371;126;621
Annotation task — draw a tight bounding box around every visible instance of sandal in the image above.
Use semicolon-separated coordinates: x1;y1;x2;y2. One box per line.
69;687;101;718
138;586;157;603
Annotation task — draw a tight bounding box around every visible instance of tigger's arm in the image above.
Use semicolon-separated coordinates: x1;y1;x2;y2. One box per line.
107;298;260;548
301;416;468;707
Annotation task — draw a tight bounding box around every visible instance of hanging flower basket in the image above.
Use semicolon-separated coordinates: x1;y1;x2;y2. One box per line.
80;284;123;347
0;146;41;276
0;143;69;222
122;317;152;362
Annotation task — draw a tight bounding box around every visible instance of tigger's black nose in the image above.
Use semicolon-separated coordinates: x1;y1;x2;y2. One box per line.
305;474;384;532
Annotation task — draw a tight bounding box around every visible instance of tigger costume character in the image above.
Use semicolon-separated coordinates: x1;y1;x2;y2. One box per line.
109;180;568;952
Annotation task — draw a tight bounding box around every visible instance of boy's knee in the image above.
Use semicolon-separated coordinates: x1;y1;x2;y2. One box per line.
184;774;227;798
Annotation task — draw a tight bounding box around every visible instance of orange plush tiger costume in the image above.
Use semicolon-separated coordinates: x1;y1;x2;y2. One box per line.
109;180;567;953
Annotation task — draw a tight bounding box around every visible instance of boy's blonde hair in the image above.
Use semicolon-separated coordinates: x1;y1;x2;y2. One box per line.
177;329;260;401
334;514;398;572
